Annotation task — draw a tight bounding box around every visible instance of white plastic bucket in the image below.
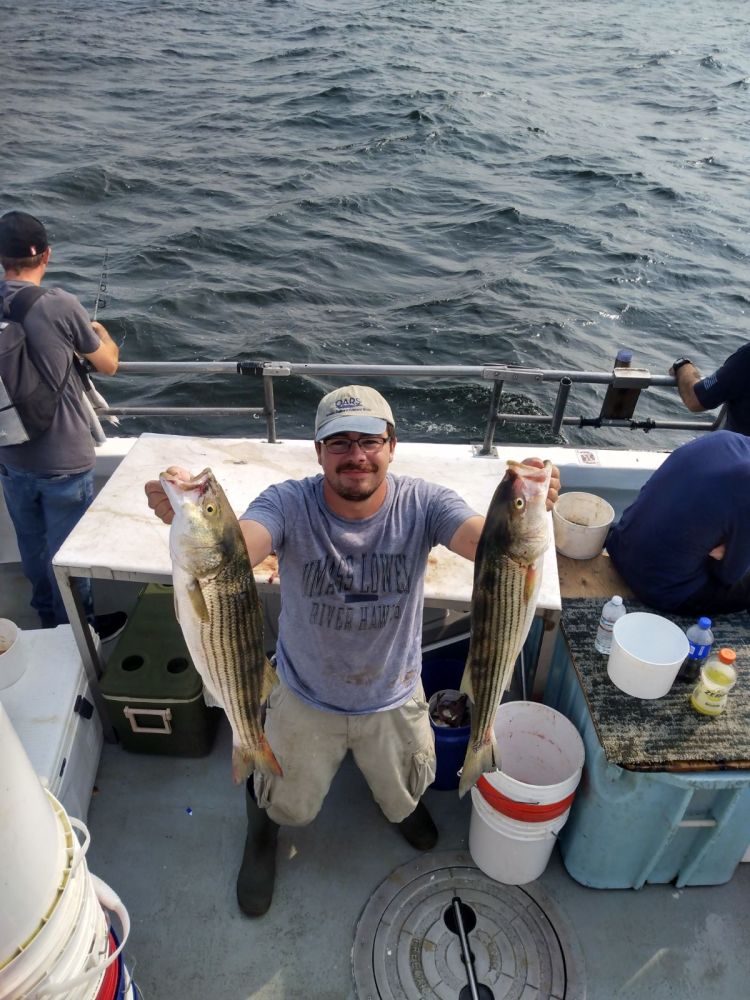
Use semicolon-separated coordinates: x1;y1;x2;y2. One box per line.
481;701;585;804
607;611;689;699
0;802;92;995
0;805;130;1000
0;618;26;689
470;786;572;884
0;705;68;966
468;702;585;885
32;873;130;1000
552;492;615;560
31;864;108;1000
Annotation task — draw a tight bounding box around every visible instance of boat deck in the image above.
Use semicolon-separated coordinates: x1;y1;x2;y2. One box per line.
87;715;750;1000
2;563;750;999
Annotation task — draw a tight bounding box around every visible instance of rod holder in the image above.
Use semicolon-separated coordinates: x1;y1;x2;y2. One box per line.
550;377;572;437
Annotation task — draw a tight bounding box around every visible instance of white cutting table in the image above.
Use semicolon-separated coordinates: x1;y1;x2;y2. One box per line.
53;433;561;736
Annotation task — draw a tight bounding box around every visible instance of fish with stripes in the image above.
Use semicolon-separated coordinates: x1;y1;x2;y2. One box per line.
458;459;552;798
160;467;282;783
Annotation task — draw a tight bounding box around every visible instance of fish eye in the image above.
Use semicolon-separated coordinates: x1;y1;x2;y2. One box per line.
514;497;525;510
205;502;216;515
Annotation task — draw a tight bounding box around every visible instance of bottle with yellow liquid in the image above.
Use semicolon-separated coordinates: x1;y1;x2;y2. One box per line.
690;648;737;716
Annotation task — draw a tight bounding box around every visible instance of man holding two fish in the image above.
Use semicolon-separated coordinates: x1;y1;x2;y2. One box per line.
146;385;560;917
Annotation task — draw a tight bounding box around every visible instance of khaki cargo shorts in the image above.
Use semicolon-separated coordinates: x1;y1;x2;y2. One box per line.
253;679;436;826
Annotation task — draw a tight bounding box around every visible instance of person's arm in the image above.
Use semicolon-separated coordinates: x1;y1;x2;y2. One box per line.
447;459;560;562
82;320;119;375
144;469;273;568
669;361;705;413
240;519;274;567
447;515;486;561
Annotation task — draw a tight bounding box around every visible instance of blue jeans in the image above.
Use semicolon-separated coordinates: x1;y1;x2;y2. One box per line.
0;463;94;626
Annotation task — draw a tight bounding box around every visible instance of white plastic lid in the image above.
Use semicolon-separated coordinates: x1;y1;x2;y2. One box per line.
611;595;623;605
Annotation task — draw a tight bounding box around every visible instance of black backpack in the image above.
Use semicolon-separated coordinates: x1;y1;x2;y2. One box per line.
0;286;73;445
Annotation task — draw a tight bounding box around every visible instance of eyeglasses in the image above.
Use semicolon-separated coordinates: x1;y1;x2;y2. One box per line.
322;436;391;455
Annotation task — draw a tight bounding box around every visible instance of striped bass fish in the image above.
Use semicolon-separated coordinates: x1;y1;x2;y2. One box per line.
160;468;282;784
458;459;551;798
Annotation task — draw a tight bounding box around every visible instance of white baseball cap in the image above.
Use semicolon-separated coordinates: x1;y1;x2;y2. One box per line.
314;385;395;441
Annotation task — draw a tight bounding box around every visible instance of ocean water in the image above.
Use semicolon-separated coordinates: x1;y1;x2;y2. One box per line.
2;0;749;447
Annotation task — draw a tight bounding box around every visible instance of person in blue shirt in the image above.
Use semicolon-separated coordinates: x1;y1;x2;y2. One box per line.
145;385;561;919
606;431;750;615
670;346;750;436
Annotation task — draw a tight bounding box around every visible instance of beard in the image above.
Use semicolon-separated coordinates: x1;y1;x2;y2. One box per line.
333;483;380;501
330;462;381;502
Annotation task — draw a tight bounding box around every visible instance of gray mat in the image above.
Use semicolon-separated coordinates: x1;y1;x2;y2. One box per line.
560;598;750;770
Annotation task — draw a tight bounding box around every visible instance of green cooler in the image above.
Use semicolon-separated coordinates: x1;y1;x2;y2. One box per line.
101;584;221;756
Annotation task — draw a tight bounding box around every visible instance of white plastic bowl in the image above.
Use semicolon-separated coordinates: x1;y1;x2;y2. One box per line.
552;492;615;560
607;612;689;699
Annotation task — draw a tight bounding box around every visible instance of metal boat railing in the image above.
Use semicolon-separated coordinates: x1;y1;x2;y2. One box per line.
105;359;721;451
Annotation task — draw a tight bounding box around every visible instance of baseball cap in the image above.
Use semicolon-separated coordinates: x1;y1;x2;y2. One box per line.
314;385;395;441
0;211;49;258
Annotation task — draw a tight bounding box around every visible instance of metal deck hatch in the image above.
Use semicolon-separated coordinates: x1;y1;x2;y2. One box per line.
352;852;586;999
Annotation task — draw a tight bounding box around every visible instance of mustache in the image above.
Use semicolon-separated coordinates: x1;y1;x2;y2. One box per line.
336;462;378;473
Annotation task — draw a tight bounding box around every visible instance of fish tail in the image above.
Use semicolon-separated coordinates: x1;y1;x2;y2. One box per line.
232;736;283;785
458;729;499;799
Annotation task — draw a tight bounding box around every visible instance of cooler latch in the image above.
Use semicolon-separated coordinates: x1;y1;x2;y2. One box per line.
123;706;173;734
74;694;94;719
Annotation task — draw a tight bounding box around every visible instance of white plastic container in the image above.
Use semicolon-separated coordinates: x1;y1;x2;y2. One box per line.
481;701;585;804
0;618;26;689
0;800;129;1000
552;492;615;560
607;612;690;699
0;704;68;968
468;702;585;885
469;786;572;884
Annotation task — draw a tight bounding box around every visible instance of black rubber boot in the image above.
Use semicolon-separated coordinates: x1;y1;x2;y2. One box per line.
396;800;438;851
236;781;279;917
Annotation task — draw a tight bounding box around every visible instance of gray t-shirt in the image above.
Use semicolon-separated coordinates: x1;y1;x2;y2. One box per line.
0;280;101;474
242;473;476;714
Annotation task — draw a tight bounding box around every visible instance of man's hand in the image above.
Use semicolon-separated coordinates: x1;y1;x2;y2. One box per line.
522;457;560;511
144;465;192;525
668;362;705;414
83;320;119;375
449;456;562;561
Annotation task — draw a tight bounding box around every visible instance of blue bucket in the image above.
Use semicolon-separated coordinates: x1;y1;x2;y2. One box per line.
421;657;471;791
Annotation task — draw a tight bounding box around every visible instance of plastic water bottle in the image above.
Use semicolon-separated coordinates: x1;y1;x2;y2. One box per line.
594;595;626;654
677;617;714;683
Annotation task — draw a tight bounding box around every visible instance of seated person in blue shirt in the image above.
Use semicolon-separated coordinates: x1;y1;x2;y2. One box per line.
670;346;750;436
606;431;750;616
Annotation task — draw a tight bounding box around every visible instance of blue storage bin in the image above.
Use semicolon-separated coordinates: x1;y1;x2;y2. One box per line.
544;629;750;888
421;656;470;791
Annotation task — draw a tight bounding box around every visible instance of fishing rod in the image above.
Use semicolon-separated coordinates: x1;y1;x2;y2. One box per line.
93;248;108;322
76;249;117;443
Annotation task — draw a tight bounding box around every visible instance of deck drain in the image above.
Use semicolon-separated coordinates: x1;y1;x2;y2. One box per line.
352;851;585;1000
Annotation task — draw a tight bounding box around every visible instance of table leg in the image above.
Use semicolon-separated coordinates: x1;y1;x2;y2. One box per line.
53;564;117;742
532;607;562;700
